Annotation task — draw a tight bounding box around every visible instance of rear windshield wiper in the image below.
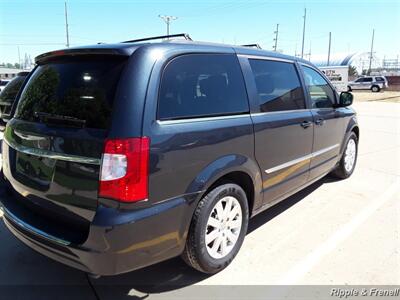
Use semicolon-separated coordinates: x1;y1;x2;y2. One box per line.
34;111;86;128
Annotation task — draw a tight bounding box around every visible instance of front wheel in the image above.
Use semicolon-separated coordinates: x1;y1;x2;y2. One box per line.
371;85;380;92
331;132;358;179
182;183;249;274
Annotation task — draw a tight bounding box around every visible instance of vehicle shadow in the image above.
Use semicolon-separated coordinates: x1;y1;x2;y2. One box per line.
92;175;340;299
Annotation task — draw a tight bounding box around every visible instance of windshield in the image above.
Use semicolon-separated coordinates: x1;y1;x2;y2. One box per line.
15;56;127;129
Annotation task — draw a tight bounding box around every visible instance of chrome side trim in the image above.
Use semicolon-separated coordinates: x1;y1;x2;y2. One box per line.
250;109;310;117
3;207;71;246
311;144;340;158
265;144;339;174
4;138;101;165
238;54;294;63
157;113;250;125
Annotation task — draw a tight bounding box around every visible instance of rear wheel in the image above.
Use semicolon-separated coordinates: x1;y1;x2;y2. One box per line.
371;85;380;92
331;132;358;179
182;183;249;274
347;86;352;92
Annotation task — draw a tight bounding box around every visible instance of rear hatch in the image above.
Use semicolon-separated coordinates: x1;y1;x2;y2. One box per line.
2;54;127;243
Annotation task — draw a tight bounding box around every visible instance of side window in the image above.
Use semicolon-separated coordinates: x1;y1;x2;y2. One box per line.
364;77;373;82
355;78;364;83
158;54;249;120
375;77;384;82
249;59;305;112
301;66;336;109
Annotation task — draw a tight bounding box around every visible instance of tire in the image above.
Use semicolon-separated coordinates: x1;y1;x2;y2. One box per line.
182;183;249;274
331;132;358;179
371;85;380;92
347;86;352;92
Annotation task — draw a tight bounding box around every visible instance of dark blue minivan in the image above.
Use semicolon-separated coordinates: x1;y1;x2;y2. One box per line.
1;34;359;276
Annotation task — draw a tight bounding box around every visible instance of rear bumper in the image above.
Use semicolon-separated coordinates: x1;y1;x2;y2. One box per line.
2;194;198;276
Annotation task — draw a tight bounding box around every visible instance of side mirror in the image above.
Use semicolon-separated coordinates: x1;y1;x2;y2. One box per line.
339;92;353;107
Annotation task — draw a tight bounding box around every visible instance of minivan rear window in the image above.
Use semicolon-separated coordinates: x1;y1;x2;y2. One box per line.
158;54;249;120
15;57;126;129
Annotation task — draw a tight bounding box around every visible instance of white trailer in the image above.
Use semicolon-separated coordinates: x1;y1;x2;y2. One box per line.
319;66;349;92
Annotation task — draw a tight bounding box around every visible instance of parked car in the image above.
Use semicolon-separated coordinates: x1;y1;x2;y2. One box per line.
347;76;388;92
0;72;30;131
1;34;359;276
0;79;11;93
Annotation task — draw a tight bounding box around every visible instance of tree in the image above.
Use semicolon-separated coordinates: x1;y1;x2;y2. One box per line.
348;65;358;77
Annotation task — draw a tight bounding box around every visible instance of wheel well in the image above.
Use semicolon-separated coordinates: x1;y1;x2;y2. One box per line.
206;171;255;214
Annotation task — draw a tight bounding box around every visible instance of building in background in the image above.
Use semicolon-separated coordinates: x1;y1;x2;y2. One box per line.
0;67;24;80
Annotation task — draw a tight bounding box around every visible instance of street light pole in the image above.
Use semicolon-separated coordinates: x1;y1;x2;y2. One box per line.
158;15;178;37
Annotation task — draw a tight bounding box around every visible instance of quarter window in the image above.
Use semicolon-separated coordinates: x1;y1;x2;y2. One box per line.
301;66;336;109
158;54;249;120
249;59;305;112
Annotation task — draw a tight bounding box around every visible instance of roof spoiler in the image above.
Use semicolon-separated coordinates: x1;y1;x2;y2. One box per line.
35;48;131;64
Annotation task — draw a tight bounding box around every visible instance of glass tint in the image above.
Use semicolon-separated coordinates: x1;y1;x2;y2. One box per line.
158;54;249;120
302;66;335;109
16;57;126;129
249;59;305;112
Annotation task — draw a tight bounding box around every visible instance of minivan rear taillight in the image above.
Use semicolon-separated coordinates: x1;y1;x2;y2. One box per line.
99;137;150;202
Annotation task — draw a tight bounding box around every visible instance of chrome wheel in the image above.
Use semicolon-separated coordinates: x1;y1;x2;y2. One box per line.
344;139;356;172
205;196;242;259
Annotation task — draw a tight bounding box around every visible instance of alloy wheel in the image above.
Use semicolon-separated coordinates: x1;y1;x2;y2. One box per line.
344;139;356;173
205;196;242;259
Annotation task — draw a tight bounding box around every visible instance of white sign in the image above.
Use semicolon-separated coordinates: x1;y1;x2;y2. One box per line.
319;66;349;92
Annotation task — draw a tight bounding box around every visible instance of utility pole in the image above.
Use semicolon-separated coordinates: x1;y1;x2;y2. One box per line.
368;29;375;75
301;8;306;58
305;41;311;61
158;15;178;37
273;23;279;51
17;46;21;69
327;32;331;66
64;1;70;47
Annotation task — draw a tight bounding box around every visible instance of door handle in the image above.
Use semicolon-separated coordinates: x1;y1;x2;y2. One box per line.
300;121;312;129
315;118;325;126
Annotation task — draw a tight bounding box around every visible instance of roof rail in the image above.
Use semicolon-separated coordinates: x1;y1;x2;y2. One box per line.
121;33;192;44
241;44;262;49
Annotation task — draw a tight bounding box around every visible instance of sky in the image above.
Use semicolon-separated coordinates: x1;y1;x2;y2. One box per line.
0;0;399;64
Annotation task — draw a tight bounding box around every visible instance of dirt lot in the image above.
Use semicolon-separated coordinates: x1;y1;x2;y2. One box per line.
352;90;400;103
0;100;399;299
